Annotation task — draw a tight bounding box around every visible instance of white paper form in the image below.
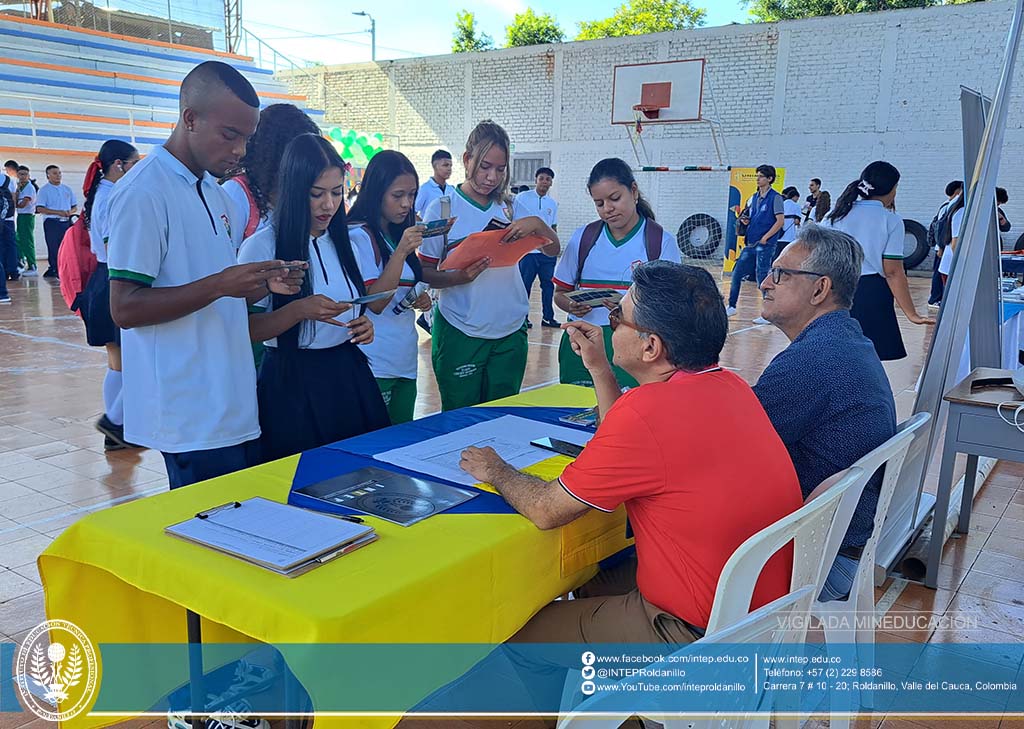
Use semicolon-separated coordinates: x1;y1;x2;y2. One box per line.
166;496;373;571
373;415;593;486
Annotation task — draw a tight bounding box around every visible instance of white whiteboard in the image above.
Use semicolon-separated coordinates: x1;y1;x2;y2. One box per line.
611;59;705;125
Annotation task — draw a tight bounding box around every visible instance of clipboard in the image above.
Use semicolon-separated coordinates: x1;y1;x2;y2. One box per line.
165;497;377;577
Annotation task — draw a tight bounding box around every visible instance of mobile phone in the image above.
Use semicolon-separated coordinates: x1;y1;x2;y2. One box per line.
530;437;585;458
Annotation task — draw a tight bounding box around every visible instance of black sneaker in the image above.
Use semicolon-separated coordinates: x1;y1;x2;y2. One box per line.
526;320;533;329
95;414;136;449
416;313;431;335
43;268;58;279
103;435;128;452
541;317;560;328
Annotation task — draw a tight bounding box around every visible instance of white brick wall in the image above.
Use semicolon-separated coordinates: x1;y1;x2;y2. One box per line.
281;0;1022;260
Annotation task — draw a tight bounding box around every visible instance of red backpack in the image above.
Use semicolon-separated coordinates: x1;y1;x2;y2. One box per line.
57;216;97;316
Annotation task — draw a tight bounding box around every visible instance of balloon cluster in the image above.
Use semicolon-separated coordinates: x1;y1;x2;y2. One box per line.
328;127;385;169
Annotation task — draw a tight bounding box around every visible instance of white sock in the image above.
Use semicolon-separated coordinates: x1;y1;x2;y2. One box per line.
103;369;125;426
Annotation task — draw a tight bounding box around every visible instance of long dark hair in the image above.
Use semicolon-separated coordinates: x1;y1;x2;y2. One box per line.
587;157;655;220
272;133;366;349
225;104;320;219
829;161;900;224
347;150;423;282
83;139;137;231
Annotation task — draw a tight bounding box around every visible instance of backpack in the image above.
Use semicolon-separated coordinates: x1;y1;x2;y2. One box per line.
0;177;13;220
57;217;97;316
575;218;664;287
928;197;962;251
229;174;262;240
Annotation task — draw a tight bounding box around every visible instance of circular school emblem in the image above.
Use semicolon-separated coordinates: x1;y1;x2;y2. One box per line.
15;620;99;722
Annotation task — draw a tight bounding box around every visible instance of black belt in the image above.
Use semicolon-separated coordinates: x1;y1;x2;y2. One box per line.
838;545;864;560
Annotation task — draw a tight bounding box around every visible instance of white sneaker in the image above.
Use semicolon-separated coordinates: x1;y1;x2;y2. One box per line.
753;316;770;325
0;296;10;304
725;306;737;317
21;268;37;276
927;302;940;310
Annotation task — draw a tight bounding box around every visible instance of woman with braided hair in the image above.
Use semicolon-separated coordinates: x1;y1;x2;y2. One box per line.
80;139;139;449
221;103;320;242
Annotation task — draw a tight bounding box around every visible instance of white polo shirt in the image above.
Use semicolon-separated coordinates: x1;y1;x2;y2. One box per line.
106;145;256;454
89;179;115;263
15;181;36;215
779;199;802;243
239;225;366;349
513;188;558;257
35;183;76;221
349;225;419;380
824;200;903;277
415;177;449;219
938;207;965;277
420;185;524;339
552;217;680;327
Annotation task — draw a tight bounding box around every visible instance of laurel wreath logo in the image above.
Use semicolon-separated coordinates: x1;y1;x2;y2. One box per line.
28;642;83;703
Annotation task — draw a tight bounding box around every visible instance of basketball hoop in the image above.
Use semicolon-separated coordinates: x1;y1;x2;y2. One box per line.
632;104;660;134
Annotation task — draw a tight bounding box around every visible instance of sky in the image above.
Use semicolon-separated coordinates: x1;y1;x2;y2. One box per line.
241;0;751;66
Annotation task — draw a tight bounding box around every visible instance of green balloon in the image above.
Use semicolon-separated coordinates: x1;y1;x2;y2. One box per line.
372;132;384;142
328;128;343;141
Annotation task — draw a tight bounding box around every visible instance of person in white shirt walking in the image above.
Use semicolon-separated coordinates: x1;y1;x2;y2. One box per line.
35;164;78;279
514;166;560;329
825;160;933;361
415;149;452;219
107;61;304;489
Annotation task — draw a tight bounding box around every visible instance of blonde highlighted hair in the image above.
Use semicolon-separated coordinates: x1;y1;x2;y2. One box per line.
464;119;511;203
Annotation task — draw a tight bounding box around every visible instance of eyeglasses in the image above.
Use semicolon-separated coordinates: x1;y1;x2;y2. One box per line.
769;267;827;285
608;304;653;334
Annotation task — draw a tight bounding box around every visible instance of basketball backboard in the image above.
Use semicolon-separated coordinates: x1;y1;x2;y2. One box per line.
611;59;705;125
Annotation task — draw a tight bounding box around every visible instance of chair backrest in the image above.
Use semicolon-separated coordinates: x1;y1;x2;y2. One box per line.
704;467;862;635
807;466;875;596
844;411;931;602
557;586;817;729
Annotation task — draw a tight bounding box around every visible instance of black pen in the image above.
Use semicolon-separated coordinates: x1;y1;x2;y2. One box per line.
339;514;364;523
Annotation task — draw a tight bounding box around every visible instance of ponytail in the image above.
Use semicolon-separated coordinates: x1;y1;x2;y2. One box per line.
828;160;901;225
587;157;656;221
636;194;656;221
83;139;138;231
82;158;103;231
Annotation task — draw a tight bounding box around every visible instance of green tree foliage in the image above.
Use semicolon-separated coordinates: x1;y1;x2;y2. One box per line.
576;0;707;40
745;0;978;22
452;10;494;53
505;8;566;47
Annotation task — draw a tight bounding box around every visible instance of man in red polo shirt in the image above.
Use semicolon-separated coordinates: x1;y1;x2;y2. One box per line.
460;261;802;644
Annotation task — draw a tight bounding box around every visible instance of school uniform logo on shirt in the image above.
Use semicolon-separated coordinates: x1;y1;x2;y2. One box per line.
454;363;479;379
220;214;232;239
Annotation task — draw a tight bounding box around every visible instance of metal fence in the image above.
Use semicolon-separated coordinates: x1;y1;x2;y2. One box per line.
0;0;227;50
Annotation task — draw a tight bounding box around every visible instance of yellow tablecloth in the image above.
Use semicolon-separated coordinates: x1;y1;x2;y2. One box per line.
39;385;630;728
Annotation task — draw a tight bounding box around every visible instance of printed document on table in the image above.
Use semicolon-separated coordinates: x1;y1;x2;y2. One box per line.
373;415;593;486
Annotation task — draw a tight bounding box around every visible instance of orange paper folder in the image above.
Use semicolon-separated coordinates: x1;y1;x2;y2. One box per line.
439;229;549;271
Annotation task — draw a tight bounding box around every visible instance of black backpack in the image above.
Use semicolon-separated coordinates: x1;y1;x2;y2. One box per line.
0;177;13;221
927;197;962;251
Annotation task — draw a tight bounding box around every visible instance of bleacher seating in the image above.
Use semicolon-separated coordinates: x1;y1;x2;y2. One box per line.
0;13;324;157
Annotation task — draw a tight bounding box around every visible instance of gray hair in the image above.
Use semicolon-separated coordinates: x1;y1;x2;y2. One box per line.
792;224;863;309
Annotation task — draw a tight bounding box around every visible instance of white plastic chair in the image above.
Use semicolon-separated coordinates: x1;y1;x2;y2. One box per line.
557;467;863;729
810;412;932;729
557;586;816;729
